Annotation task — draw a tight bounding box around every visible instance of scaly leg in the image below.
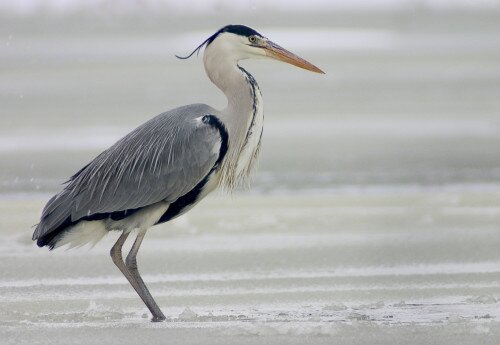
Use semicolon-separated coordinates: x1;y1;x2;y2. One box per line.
110;230;165;321
110;231;141;291
125;229;166;322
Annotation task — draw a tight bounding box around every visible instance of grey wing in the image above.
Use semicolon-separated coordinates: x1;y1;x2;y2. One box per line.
33;104;223;241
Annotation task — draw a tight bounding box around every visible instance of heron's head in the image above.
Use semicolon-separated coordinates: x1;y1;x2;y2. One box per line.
177;24;324;74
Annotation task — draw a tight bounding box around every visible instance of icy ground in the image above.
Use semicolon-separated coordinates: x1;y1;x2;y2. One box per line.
2;6;500;344
1;192;500;344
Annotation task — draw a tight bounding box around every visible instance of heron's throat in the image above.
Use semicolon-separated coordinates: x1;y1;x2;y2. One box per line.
204;55;254;110
203;54;264;190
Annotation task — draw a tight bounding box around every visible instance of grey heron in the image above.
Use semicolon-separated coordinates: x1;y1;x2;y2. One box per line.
32;24;324;322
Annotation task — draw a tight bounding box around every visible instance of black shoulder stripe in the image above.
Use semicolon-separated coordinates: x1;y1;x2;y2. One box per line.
156;114;228;224
201;115;229;168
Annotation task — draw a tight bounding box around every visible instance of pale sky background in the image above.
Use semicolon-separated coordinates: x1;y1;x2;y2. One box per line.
1;0;500;16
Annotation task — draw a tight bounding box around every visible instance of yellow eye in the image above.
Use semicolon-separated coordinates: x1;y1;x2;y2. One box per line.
249;36;257;43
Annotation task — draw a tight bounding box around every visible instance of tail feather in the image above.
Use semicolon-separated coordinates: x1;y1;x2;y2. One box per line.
34;189;112;249
33;190;74;249
51;220;108;249
35;215;74;249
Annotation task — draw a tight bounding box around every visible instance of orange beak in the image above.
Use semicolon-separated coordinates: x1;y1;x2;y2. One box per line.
262;40;325;74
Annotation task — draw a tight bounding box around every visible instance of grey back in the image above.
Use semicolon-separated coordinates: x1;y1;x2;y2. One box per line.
33;103;222;241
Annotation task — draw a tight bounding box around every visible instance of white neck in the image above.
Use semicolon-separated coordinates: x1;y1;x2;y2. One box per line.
204;51;254;115
203;39;264;189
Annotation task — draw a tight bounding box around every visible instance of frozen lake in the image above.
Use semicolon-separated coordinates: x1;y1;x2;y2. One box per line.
2;192;500;344
0;190;500;344
2;3;500;344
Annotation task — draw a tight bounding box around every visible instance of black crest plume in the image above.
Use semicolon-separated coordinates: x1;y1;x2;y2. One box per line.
176;24;263;60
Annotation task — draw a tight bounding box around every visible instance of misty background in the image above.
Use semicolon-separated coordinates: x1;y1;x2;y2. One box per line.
2;1;500;344
2;0;500;196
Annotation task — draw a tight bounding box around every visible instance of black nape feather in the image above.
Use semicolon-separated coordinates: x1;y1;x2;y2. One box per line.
175;24;263;60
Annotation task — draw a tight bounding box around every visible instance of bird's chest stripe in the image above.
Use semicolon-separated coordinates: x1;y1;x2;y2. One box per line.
236;67;264;175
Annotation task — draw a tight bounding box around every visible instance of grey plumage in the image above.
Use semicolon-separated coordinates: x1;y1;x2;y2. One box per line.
32;24;323;322
33;104;222;246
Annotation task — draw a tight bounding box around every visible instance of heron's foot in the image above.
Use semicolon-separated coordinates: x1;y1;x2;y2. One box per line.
151;313;167;322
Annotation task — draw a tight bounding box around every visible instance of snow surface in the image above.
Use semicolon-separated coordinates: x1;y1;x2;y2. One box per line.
1;192;500;344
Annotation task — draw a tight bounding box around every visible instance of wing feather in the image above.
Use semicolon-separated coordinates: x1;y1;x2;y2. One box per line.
33;104;221;241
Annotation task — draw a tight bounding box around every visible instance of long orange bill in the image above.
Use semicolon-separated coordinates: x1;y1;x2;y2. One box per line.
262;40;325;74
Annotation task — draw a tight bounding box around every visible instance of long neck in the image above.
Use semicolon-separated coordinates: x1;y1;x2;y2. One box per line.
204;53;255;118
203;49;261;188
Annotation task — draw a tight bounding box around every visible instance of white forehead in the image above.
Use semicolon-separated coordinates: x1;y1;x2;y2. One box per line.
204;32;266;61
215;32;252;46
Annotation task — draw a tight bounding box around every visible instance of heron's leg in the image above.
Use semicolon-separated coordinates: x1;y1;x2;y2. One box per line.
110;231;142;294
125;229;166;322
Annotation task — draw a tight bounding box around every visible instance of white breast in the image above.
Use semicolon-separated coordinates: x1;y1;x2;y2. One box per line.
235;84;264;181
216;66;265;190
